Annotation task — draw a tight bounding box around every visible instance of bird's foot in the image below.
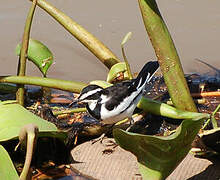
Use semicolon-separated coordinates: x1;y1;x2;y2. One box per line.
91;123;116;144
125;117;134;132
91;133;107;144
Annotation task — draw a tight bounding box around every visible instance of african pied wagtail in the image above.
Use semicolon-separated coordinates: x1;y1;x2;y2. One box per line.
73;61;159;125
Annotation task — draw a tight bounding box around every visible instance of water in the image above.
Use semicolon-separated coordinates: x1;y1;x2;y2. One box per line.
1;0;220;83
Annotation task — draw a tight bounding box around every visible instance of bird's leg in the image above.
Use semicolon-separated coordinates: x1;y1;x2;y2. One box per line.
126;117;134;132
91;124;115;145
130;116;134;126
91;133;107;144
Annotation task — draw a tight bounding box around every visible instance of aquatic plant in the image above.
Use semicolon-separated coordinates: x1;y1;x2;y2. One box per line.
0;0;215;179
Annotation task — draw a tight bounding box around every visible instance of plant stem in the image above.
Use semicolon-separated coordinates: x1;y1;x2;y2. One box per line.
53;108;86;116
28;0;120;69
121;47;133;79
18;124;38;180
138;0;197;112
17;0;37;106
121;32;133;79
137;97;210;120
0;76;87;93
211;104;220;129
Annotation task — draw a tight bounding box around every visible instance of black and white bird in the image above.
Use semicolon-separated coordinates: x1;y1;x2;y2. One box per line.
73;61;159;125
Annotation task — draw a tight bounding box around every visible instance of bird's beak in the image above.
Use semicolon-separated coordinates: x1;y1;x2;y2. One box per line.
68;99;80;107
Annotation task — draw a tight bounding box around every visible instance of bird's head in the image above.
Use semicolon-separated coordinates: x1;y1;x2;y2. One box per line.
78;84;103;101
69;84;103;107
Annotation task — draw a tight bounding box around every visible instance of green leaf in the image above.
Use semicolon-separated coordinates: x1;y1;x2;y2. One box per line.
121;32;132;46
0;145;19;179
138;0;197;112
16;39;53;76
107;62;129;83
90;80;112;88
113;112;209;180
0;101;66;142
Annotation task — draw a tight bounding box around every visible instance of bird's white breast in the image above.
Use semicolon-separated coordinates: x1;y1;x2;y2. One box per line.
88;101;97;110
100;89;144;124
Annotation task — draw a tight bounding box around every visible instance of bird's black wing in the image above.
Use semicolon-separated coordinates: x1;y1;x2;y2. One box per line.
102;81;136;111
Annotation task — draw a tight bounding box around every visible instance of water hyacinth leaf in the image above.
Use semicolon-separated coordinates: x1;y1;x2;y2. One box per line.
113;113;209;180
107;62;129;83
0;145;19;180
138;0;197;112
16;39;53;76
0;101;66;142
90;80;112;88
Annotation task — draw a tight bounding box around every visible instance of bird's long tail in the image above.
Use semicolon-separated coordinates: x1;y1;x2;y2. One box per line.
132;61;159;89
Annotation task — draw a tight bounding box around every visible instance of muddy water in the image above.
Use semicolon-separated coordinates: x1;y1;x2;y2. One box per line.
1;0;220;82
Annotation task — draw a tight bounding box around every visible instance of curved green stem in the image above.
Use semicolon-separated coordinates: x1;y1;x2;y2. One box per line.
137;97;210;120
28;0;120;68
17;0;38;106
138;0;197;112
0;76;87;93
18;124;39;180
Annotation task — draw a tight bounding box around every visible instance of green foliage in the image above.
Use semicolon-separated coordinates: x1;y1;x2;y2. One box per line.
113;112;209;180
107;62;129;83
107;32;133;83
137;97;205;120
31;0;120;69
0;101;66;142
0;0;214;179
121;32;133;80
90;80;112;88
138;0;197;112
0;76;87;94
0;145;19;180
0;101;67;179
16;39;53;76
16;0;38;106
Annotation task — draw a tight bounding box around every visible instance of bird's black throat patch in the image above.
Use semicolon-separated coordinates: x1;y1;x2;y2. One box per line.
86;103;101;120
